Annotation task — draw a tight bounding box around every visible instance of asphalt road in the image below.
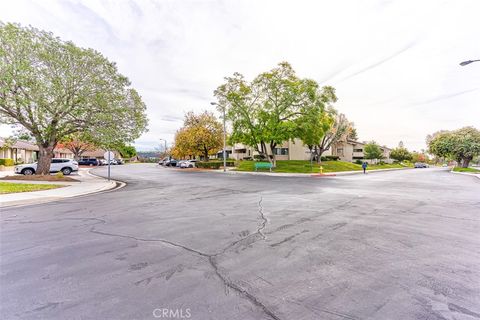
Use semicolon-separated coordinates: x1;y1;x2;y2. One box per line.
1;165;479;320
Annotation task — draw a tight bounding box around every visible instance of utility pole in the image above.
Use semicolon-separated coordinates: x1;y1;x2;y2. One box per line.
211;102;227;172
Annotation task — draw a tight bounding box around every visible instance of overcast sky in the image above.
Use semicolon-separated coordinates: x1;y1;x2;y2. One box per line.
1;0;479;151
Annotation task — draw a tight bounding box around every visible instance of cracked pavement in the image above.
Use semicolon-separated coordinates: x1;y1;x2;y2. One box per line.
1;164;479;319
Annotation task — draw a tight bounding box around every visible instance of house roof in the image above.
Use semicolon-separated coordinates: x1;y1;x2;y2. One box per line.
0;138;74;154
82;149;121;158
0;138;38;151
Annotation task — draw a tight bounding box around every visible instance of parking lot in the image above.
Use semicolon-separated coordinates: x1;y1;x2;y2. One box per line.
1;164;479;319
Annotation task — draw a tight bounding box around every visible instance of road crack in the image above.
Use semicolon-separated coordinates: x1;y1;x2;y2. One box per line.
89;196;280;320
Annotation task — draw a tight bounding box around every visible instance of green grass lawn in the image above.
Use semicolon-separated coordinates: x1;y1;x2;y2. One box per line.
0;182;64;194
453;167;480;173
235;160;411;173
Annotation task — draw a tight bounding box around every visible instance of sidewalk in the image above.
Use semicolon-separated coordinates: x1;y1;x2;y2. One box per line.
1;168;121;208
450;170;480;180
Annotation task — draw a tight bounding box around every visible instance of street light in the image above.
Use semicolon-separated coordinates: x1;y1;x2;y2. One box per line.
459;59;480;66
159;138;167;156
210;101;226;172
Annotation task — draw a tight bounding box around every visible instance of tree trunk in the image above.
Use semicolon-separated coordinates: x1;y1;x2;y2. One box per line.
269;141;277;167
317;147;325;164
37;144;55;175
462;156;472;168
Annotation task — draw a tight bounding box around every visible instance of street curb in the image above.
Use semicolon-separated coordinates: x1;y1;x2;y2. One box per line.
0;169;125;209
450;170;480;180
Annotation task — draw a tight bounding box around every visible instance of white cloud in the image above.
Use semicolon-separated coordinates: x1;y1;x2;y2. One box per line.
1;0;479;151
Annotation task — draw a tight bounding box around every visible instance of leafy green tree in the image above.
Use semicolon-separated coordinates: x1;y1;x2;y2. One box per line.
0;23;148;174
215;62;334;166
428;126;480;168
295;86;337;162
117;144;137;159
364;141;383;163
390;146;412;162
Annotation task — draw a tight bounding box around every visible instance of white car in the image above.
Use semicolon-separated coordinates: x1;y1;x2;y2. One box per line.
14;158;79;175
180;160;196;168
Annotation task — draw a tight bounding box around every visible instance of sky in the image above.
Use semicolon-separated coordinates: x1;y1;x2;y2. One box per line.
1;0;479;151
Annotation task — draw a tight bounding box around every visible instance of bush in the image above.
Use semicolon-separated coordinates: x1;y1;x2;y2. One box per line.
0;158;15;166
378;160;386;165
55;171;64;178
354;159;363;165
320;155;339;161
196;161;222;169
242;157;253;161
254;154;267;160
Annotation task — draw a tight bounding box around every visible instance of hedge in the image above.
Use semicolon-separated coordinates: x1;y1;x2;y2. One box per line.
321;155;340;161
0;158;15;166
197;160;236;169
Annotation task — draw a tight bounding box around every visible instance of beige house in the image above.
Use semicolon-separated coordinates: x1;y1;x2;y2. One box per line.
228;138;392;163
0;138;74;164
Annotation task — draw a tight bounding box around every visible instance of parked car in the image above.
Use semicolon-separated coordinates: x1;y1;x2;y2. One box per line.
180;160;196;168
164;158;177;167
78;158;99;166
99;159;108;166
14;158;79;175
414;162;428;168
115;158;124;165
159;157;169;166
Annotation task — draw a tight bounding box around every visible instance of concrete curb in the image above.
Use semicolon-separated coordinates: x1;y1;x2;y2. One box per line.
0;169;124;209
450;170;480;180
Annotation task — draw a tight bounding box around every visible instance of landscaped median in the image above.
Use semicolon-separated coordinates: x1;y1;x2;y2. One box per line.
452;167;480;174
0;182;64;194
235;160;412;174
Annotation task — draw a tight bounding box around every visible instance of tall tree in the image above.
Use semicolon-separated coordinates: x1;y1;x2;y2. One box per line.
364;141;383;163
215;62;330;166
347;126;358;141
172;111;223;161
428;126;480;168
0;23;148;174
295;86;337;162
315;108;352;163
390;146;412;162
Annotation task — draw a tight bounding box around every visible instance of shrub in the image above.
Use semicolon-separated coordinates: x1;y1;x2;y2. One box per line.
354;159;363;165
0;158;15;166
196;161;222;169
321;155;340;161
378;160;386;165
55;171;64;178
198;159;236;169
242;156;252;160
253;154;267;160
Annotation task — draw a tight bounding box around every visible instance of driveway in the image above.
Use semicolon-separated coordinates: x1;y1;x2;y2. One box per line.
1;164;479;319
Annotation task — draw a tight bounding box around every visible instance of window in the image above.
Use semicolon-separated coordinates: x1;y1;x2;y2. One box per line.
337;148;344;156
274;148;289;155
354;148;363;152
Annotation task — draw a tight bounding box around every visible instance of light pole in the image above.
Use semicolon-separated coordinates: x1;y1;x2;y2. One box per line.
459;59;480;66
159;139;167;157
211;101;226;172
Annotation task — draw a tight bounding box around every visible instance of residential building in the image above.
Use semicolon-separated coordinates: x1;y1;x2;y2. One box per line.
0;138;74;164
227;138;392;163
